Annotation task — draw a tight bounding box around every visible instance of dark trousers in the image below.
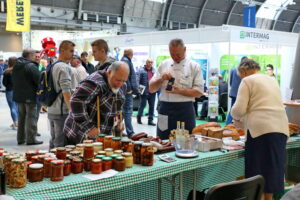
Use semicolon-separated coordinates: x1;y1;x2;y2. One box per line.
200;100;208;117
226;97;236;125
137;93;156;121
123;93;134;137
17;103;38;143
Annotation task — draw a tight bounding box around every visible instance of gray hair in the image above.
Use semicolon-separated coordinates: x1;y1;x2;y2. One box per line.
169;38;185;47
108;61;129;73
238;59;260;75
22;48;36;58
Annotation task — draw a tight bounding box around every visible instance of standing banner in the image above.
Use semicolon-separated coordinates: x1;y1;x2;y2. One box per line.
243;6;256;28
6;0;31;32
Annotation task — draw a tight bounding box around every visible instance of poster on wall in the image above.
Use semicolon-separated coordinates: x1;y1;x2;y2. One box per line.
207;68;219;121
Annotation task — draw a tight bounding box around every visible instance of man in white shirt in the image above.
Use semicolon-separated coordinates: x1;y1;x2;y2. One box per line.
149;38;204;139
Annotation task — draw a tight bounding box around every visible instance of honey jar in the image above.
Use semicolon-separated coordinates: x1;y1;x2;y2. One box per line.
122;152;133;168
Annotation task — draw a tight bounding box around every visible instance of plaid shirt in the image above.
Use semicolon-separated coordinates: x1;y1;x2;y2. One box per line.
64;71;126;144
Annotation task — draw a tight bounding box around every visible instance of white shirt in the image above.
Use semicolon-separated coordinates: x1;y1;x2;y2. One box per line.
70;65;88;90
152;58;204;102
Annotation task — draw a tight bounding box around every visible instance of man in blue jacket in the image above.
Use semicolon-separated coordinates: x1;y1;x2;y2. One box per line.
137;58;156;126
121;49;139;138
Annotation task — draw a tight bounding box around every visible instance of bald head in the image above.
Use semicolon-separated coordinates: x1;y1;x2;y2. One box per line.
123;49;133;59
107;61;129;94
145;58;153;70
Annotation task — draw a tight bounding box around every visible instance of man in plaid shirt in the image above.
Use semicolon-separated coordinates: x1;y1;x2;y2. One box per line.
64;61;129;144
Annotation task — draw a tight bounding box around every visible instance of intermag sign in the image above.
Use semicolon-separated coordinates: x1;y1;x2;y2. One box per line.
231;29;276;44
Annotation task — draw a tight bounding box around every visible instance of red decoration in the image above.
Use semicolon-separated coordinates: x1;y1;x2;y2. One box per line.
40;37;57;57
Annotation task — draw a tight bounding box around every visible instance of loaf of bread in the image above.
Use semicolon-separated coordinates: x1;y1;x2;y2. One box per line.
224;124;245;136
207;127;223;139
192;122;221;134
223;129;240;140
289;123;300;136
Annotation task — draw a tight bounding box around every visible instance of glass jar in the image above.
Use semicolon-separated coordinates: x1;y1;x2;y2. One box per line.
91;159;102;174
38;150;48;155
114;150;123;156
66;148;72;154
71;158;83;174
121;138;132;152
75;144;85;154
56;147;67;160
133;141;143;164
122;152;133;168
112;137;121;150
105;148;114;157
65;145;76;150
93;142;103;154
103;135;113;149
97;151;106;156
31;155;39;164
25;151;37;161
83;140;94;144
115;157;126;171
83;144;94;159
141;143;154;166
28;163;44;182
110;154;119;169
63;160;71;176
51;160;64;181
10;158;27;188
44;157;55;178
96;134;106;143
95;155;105;160
102;157;112;171
84;158;92;171
6;155;19;186
50;148;57;154
70;150;81;157
37;155;49;164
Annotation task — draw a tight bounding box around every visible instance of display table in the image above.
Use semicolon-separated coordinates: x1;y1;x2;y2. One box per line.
5;136;300;200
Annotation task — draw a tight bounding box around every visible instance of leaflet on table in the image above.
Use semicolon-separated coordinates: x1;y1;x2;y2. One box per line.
83;169;118;180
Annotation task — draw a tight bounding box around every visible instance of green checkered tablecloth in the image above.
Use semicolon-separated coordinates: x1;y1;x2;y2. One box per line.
6;136;300;200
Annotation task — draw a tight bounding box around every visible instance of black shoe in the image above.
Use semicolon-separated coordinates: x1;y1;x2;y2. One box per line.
197;116;206;120
36;133;41;136
137;116;142;124
27;140;43;145
18;142;25;145
148;121;156;126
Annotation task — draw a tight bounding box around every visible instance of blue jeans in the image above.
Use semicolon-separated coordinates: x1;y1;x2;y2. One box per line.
137;93;156;121
226;97;236;125
5;91;18;122
123;93;134;137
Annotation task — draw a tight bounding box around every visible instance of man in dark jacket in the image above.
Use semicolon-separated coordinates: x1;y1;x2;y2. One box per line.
91;39;115;71
121;49;139;138
81;51;95;74
137;58;156;126
12;49;43;145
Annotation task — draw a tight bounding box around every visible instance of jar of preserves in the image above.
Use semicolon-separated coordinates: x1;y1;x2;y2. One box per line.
51;160;64;181
50;148;57;154
91;159;102;174
104;148;114;157
95;155;105;160
115;157;126;171
103;135;113;149
38;150;48;155
56;147;67;160
66;148;72;154
83;144;94;159
84;158;92;171
121;138;132;152
114;150;123;156
44;157;55;178
10;158;27;188
26;161;32;179
122;152;133;168
112;137;121;150
70;150;81;157
75;144;85;154
141;143;154;166
37;155;49;164
110;154;119;169
71;158;83;174
102;157;112;171
83;140;94;144
133;141;143;164
5;155;19;186
31;155;39;164
63;160;71;176
93;142;103;153
96;134;106;143
65;145;76;150
25;151;37;161
97;151;106;156
28;163;43;182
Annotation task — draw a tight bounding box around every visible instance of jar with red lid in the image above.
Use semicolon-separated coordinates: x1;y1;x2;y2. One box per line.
110;154;119;169
44;157;55;177
25;151;37;161
91;159;102;174
56;147;67;160
96;134;106;143
103;136;113;149
71;158;83;174
112;137;121;150
133;141;143;164
115;157;126;171
102;157;112;171
83;144;94;159
50;160;64;181
28;163;44;182
121;138;132;152
63;160;71;176
84;158;92;171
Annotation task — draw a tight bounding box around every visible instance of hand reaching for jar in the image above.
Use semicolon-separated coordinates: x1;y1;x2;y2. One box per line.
88;127;100;139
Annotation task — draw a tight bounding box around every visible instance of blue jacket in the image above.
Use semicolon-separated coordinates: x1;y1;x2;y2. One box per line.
137;66;156;95
121;56;139;94
229;67;241;98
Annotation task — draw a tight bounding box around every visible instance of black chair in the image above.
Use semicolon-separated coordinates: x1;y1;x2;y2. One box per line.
204;175;264;200
218;92;228;121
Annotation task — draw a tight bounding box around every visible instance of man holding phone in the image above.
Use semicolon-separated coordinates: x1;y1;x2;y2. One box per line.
149;39;204;139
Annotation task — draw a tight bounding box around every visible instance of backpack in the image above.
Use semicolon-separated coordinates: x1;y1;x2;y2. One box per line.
36;61;62;106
